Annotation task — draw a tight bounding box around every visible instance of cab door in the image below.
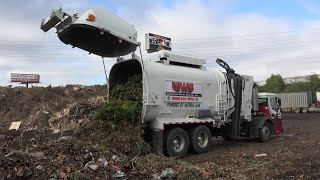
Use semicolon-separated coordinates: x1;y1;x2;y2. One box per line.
268;97;283;134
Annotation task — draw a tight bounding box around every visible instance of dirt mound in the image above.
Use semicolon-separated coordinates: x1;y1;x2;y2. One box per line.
0;85;107;131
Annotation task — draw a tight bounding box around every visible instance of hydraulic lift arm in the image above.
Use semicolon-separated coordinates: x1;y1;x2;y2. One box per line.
40;9;78;33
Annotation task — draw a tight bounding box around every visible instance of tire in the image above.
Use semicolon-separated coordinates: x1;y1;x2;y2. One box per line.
164;128;189;158
294;108;301;113
189;125;212;154
301;108;308;113
258;122;271;143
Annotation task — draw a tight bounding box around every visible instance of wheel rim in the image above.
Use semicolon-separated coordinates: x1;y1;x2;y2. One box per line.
197;131;209;148
262;125;270;139
172;134;185;152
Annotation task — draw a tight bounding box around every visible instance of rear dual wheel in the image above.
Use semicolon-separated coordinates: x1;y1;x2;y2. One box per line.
164;125;212;157
164;128;189;158
189;125;212;154
164;125;212;158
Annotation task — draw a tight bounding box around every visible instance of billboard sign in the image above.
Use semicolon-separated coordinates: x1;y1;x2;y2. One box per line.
10;73;40;83
145;33;171;53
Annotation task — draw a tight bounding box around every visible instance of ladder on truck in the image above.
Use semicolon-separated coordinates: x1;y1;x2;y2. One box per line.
216;80;231;122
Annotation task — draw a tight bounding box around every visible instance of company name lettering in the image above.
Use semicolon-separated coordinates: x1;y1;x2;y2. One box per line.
172;82;194;93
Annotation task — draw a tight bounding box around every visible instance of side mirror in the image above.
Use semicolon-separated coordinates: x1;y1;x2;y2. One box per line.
277;98;281;106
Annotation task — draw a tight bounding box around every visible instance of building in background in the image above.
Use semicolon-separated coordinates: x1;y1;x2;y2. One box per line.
256;74;320;86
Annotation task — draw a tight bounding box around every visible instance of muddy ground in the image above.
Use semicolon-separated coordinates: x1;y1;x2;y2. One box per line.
185;113;320;179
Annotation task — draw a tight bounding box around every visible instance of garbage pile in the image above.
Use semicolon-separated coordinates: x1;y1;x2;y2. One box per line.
0;77;208;179
0;85;107;131
0;121;205;179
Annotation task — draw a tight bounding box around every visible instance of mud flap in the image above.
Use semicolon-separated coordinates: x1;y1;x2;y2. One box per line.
249;125;259;138
152;129;163;155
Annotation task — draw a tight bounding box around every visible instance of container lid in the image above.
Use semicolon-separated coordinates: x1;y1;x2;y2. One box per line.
57;8;139;57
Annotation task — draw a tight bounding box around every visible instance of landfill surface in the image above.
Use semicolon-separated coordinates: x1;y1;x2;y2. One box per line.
0;85;320;179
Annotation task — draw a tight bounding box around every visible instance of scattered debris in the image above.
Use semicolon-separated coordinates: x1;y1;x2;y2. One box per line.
111;165;126;178
64;166;71;173
9;121;21;130
254;153;268;158
87;164;99;171
58;171;68;180
36;165;45;171
5;150;46;159
16;166;32;178
98;158;108;167
159;168;176;180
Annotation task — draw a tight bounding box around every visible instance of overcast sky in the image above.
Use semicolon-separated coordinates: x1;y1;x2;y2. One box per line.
1;0;320;86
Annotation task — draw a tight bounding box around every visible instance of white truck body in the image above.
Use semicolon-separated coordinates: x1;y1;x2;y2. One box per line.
109;50;255;130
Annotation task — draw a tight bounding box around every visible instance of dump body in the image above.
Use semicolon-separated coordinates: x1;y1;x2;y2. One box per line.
277;92;312;112
41;8;139;57
109;51;255;129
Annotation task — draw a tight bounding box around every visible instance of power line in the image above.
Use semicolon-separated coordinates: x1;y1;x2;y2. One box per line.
3;27;320;43
0;40;319;58
0;53;320;70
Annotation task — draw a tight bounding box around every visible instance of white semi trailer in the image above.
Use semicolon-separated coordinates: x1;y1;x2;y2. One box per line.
277;92;312;113
41;8;283;157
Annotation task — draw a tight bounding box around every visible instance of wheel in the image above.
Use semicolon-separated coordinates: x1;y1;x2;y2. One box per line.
301;108;308;113
164;128;189;158
189;125;212;154
294;108;301;113
258;122;271;143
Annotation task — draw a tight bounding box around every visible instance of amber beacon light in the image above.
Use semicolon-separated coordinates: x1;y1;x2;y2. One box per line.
87;14;96;22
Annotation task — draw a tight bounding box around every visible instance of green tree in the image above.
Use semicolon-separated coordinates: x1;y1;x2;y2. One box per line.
257;85;265;92
285;82;309;92
263;74;286;93
308;74;320;92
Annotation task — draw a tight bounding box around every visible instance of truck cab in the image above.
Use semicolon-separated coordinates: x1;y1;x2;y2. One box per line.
258;93;283;134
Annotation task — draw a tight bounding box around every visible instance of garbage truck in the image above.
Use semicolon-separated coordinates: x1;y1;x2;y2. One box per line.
41;8;283;157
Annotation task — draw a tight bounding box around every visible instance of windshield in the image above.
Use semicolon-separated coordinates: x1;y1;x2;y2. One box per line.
258;98;268;105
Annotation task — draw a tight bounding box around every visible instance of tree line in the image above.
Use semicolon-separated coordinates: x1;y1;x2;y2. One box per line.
258;74;320;97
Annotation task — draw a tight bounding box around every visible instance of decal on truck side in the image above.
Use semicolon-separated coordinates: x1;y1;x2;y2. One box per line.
165;81;202;103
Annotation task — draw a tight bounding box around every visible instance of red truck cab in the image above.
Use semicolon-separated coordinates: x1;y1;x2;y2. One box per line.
258;93;283;134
